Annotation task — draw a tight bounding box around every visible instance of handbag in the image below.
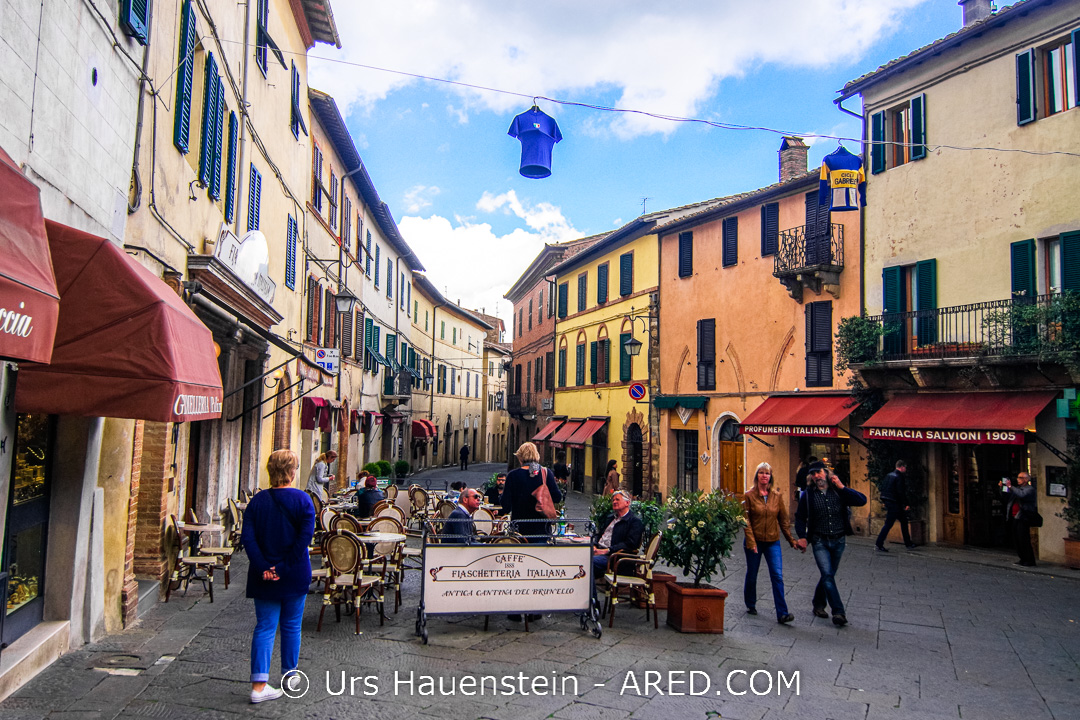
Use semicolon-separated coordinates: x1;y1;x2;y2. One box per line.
1022;508;1044;527
531;468;558;520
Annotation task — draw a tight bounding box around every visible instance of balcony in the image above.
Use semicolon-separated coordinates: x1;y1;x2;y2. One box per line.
846;293;1080;390
507;393;536;418
383;370;413;399
773;223;844;302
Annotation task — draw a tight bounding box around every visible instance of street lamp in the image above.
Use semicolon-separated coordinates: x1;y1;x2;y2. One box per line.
622;308;649;357
334;287;359;314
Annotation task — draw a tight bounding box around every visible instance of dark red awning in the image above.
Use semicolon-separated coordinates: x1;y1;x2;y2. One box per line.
0;146;58;364
531;418;564;443
740;394;860;437
15;221;223;422
412;419;435;439
548;419;584;447
862;391;1057;445
567;418;606;448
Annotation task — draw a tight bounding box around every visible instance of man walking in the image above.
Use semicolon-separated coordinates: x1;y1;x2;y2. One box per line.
459;443;470;471
795;462;867;627
876;460;915;551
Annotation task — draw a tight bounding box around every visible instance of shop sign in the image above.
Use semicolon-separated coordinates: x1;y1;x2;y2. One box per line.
215;225;276;304
172;393;223;418
741;424;838;438
296;358;334;386
865;427;1023;444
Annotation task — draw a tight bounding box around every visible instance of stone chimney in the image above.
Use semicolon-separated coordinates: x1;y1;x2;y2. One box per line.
778;136;808;183
959;0;992;27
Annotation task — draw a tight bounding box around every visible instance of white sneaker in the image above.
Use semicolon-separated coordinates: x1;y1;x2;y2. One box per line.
250;685;283;703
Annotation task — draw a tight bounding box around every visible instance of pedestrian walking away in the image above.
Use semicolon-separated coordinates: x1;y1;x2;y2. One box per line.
794;461;866;627
459;443;470;471
876;460;915;551
742;462;797;624
241;449;316;704
1001;471;1039;567
304;450;336;503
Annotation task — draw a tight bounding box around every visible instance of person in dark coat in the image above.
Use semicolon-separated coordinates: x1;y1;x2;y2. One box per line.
241;449;315;704
1002;471;1038;566
592;490;645;578
875;460;915;551
444;488;482;543
459;443;470;471
353;475;385;518
794;462;867;627
485;473;506;505
501;442;562;543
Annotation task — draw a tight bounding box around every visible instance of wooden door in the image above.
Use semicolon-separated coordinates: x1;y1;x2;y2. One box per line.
719;441;743;496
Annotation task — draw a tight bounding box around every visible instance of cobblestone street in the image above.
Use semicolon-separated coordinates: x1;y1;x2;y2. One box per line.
3;464;1079;719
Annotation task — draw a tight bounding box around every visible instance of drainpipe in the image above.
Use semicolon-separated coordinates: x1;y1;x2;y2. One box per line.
233;0;252;238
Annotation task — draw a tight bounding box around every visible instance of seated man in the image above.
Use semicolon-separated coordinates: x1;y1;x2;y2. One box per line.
591;491;645;582
485;473;506;506
444;488;482;543
353;475;385;518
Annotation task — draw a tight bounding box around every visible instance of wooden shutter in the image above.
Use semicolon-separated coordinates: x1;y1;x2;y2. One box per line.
224;111;238;222
120;0;150;44
760;203;779;256
285;215;297;290
1074;30;1080;109
1011;239;1036;296
199;53;222;196
590;341;598;384
915;258;937;345
805;301;833;386
1016;49;1037;126
882;266;902;356
722;217;738;267
577;273;587;312
805;191;831;265
619;333;632;381
247;164;261;231
354;310;364;360
324;287;335;347
341;306;353;357
173;0;196;154
558;348;567;387
620;252;633;295
597;264;608;304
600;338;610;383
305;276;315;341
870;110;886;174
546;352;555;390
697;319;715;391
910;94;927;160
1060;231;1080;292
576;344;585;386
678;232;693;277
558;282;568;318
311;280;322;344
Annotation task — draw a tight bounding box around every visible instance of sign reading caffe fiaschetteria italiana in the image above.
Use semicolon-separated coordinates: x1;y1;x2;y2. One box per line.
865;427;1024;445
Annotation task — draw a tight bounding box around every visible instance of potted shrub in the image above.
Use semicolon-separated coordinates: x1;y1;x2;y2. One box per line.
1057;451;1080;569
658;489;746;633
393;460;411;479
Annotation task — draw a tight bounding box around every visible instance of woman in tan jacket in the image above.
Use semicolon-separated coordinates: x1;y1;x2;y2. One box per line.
743;462;796;624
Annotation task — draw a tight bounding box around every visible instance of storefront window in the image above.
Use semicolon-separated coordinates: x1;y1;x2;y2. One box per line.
6;525;43;613
12;414;48;505
5;413;51;629
675;429;698;493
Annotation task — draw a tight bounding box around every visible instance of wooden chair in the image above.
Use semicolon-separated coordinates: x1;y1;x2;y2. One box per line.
484;532;525;544
365;517;405;612
164;515;219;602
376;504;407;524
316;530;383;634
384;484;399;500
409;486;430;524
330;513;363;533
472;507;495;535
370;500;393;517
194;512;235;589
603;532;663;629
226;497;244;547
436;499;457;519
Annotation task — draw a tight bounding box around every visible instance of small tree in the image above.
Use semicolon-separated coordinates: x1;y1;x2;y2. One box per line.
657;489;746;587
835;315;884;372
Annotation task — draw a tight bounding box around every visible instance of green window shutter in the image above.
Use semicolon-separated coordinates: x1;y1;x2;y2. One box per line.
1060;231;1080;292
119;0;150;45
915;258;937;345
870;110;886;174
246;164;261;231
590;341;598;384
722;217;738;267
558;348;567;387
882;265;903;356
374;245;381;285
285;215;297;290
577;274;587;312
597;264;608;304
1016;49;1037;125
575;344;585;386
1073;30;1080;108
557;282;568;318
678;232;693;277
224;111;238;221
1011;239;1036;297
910;93;927;160
760;203;779;256
600;338;611;383
619;252;633;295
619;333;632;381
172;0;196;154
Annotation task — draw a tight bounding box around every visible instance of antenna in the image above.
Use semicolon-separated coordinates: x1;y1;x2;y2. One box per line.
640;197;651;215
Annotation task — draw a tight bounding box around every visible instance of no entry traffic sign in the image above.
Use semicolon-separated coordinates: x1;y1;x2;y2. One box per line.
629;382;646;400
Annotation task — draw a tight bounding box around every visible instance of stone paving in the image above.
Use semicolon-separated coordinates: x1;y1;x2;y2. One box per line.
3;462;1079;719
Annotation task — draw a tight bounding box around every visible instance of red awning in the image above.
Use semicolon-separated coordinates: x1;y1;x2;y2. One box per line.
567;418;607;448
548;419;584;447
0;146;59;364
15;221;223;421
412;419;435;439
862;391;1057;445
740;394;860;437
531;418;565;443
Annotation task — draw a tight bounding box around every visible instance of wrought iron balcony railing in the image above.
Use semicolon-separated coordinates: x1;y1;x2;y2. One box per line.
383;370;414;398
773;223;845;278
851;292;1080;364
506;393;535;416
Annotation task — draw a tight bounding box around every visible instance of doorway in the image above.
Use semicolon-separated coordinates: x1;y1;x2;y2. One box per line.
965;444;1022;548
591;426;609;496
717;419;744;495
626;423;643;496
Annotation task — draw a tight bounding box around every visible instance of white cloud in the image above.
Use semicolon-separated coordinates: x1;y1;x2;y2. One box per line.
309;0;929;139
399;193;582;328
402;185;441;213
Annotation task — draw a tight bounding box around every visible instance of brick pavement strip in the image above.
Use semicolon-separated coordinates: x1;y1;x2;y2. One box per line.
3;469;1080;719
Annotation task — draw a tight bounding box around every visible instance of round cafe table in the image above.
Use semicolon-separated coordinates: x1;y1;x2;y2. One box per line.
358;532;406;544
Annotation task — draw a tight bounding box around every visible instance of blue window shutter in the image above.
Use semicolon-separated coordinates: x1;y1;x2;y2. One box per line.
247;164;261;231
285;215;297;290
199;53;218;190
119;0;150;45
1010;239;1036;296
173;0;196;154
365;231;372;275
1016;49;1037;125
255;0;269;74
224;112;238;221
870;111;886;174
1062;231;1080;293
375;245;380;286
558;348;567;387
910;94;927;160
291;62;300;138
209;78;225;200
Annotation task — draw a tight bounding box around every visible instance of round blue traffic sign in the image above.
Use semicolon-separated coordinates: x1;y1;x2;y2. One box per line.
629;383;646;400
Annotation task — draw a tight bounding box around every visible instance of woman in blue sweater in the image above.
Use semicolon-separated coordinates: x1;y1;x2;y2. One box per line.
241;449;316;703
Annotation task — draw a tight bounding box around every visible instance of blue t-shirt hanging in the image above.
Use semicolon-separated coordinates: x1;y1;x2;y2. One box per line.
508;107;562;179
818;145;866;212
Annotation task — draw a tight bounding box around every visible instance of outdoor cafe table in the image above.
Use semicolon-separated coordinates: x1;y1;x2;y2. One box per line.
358;532;407;544
176;521;224;554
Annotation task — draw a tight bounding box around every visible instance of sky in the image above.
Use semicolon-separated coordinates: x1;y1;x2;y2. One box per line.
308;0;963;332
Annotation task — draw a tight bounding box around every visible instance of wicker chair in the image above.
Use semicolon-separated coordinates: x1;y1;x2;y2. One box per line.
472;506;495;535
316;530;383;634
365;517;405;612
603;532;663;629
164;515;219;602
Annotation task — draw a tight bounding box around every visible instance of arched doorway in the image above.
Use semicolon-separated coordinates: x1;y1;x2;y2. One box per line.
627;423;644;497
716;418;744;495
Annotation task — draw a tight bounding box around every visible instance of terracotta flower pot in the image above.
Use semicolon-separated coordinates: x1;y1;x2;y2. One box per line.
634;571;675;610
666;581;728;633
1064;537;1080;570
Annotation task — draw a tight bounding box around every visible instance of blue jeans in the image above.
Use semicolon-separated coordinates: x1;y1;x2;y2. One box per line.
743;541;789;618
811;536;846;616
251;595;305;683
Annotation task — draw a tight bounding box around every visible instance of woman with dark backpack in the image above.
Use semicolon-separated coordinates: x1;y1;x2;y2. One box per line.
241;449;315;703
